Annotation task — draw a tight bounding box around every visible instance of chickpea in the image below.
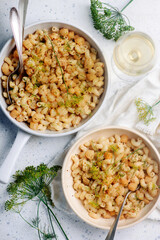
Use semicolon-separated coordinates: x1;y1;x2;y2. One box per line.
86;73;96;81
95;66;104;77
10;109;19;119
136;190;144;200
121;134;129;143
16;115;24;122
115;195;124;206
30;122;38;130
85;150;94;160
13;50;19;59
104;152;113;160
59;28;68;37
120;177;129;187
1;62;10;75
84;58;94;69
4;57;12;65
68;31;75;40
128;182;137;191
75;37;85;46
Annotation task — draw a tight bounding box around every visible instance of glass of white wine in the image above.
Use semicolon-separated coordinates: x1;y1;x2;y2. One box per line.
112;31;156;82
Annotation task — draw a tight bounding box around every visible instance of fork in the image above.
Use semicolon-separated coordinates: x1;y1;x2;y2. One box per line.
105;185;140;240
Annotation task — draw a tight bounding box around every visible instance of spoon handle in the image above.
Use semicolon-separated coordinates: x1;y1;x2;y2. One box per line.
105;191;131;240
10;7;23;72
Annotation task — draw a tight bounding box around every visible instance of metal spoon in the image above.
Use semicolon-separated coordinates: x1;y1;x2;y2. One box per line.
7;8;23;103
7;1;28;103
105;185;140;240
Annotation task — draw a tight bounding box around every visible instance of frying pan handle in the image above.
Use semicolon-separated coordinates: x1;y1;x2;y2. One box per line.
0;129;30;184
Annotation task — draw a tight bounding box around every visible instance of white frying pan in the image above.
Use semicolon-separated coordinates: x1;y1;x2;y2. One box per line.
0;21;110;183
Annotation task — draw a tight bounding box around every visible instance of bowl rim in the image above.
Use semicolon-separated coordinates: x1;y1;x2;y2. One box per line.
62;125;160;229
0;20;110;137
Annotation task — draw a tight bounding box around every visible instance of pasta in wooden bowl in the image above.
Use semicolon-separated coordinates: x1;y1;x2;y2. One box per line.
62;126;160;229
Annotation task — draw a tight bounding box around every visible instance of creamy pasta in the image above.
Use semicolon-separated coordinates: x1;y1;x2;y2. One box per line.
1;27;104;131
71;134;159;219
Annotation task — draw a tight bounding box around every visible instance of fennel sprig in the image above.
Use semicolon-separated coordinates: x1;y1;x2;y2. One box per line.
5;164;69;240
44;31;84;107
135;98;160;125
44;31;69;94
90;0;134;41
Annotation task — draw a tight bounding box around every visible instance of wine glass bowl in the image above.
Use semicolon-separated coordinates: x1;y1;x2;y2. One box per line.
112;31;157;81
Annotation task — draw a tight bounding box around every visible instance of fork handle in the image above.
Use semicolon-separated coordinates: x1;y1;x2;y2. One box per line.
105;191;131;240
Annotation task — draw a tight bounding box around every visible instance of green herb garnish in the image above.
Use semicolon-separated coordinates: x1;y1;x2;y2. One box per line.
152;183;157;190
39;60;44;65
33;81;42;89
89;201;100;208
57;101;65;107
5;164;69;240
77;60;83;68
31;53;40;61
90;0;134;41
65;95;83;108
118;172;125;178
135;98;160;125
64;42;71;52
96;151;104;160
132;165;138;171
109;144;118;153
89;166;100;180
44;31;69;94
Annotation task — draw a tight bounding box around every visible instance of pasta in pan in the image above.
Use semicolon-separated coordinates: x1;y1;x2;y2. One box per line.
71;134;159;219
1;27;104;131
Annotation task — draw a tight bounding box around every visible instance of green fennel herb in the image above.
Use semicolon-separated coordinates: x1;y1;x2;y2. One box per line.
44;31;69;94
90;0;134;41
135;98;160;125
89;201;100;209
108;144;118;153
5;164;69;240
64;42;71;52
43;31;84;108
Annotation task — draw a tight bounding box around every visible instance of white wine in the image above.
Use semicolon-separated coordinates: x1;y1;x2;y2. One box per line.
113;32;156;76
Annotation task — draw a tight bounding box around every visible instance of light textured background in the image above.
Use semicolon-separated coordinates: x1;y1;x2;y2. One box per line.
0;0;160;240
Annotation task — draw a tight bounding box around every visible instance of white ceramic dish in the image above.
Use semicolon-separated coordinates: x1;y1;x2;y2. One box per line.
0;21;109;137
62;126;160;230
0;21;110;183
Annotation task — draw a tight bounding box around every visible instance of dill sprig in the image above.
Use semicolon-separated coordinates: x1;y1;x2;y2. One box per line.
90;0;134;41
5;164;69;240
135;98;160;125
